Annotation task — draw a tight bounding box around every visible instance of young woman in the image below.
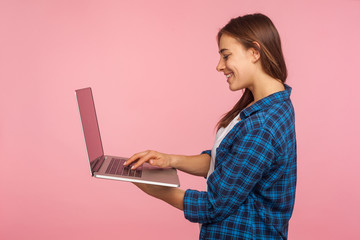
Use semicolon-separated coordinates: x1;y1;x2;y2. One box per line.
124;13;297;240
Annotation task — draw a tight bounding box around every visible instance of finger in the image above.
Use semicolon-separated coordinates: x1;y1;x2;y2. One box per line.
131;151;158;169
124;151;149;166
130;152;154;169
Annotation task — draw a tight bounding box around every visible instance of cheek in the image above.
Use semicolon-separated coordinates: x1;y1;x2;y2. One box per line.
228;63;241;76
227;57;244;74
233;61;253;78
225;60;237;72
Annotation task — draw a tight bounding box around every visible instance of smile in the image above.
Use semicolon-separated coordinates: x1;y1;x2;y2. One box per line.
225;72;233;80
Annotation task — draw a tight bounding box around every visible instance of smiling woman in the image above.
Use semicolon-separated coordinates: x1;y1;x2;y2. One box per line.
216;13;288;129
125;13;297;240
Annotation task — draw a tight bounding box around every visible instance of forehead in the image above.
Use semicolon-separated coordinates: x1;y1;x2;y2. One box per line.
219;34;244;52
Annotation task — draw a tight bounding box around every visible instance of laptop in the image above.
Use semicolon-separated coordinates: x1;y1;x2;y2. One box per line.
75;87;180;187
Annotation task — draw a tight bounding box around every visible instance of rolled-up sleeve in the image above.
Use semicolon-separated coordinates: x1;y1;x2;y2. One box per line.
201;150;211;156
183;128;275;223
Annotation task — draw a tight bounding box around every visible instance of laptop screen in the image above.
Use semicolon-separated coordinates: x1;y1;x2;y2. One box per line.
76;88;104;172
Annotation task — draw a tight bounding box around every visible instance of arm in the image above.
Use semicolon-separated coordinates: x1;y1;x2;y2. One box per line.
171;153;211;177
132;183;185;210
125;151;211;177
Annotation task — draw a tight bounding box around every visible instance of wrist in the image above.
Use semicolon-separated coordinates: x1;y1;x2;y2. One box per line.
168;154;179;169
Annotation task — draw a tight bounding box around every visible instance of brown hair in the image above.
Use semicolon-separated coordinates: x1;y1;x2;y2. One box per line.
216;13;287;130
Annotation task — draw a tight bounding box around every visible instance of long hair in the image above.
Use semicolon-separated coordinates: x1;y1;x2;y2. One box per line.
216;13;287;130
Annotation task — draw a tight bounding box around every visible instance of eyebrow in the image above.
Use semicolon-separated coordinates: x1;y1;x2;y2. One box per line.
219;48;229;54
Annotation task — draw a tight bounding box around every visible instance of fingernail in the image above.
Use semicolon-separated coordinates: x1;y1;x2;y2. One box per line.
131;166;135;170
150;160;153;164
123;161;127;165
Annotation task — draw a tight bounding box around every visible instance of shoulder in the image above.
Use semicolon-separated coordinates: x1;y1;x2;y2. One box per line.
227;99;295;150
239;99;294;133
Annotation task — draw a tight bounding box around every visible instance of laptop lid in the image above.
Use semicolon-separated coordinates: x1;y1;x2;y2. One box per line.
75;87;105;175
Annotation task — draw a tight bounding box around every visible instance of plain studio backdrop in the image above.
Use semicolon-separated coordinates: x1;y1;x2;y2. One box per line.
1;0;359;239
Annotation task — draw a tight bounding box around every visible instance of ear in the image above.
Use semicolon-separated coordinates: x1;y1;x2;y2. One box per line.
250;41;261;63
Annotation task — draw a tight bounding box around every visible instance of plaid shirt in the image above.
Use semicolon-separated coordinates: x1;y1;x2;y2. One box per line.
183;84;297;239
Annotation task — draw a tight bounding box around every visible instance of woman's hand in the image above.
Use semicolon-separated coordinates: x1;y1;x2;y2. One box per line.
124;150;173;170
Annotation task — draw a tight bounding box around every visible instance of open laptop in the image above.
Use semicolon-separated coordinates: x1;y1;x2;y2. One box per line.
75;87;180;187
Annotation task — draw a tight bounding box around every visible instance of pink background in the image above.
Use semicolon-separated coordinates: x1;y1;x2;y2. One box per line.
1;0;359;239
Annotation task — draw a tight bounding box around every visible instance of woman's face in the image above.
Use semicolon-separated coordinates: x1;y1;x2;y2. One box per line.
216;34;258;91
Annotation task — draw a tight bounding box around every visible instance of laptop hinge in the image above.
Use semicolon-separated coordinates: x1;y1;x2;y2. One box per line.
91;155;106;174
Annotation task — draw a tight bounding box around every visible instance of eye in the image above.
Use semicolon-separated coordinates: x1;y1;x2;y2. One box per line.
223;54;230;60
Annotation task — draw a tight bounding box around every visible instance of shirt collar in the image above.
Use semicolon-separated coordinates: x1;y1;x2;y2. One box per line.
240;84;292;119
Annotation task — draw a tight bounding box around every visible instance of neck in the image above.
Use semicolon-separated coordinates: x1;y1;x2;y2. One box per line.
247;73;285;102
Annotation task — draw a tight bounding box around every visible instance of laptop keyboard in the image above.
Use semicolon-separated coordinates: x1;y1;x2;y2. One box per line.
105;158;142;178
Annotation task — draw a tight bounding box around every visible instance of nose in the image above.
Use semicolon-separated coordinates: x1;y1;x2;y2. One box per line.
216;58;225;72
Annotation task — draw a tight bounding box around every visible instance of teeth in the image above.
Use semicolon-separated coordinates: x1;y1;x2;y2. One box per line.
226;73;232;78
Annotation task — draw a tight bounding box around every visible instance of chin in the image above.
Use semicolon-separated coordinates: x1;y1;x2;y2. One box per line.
229;84;243;92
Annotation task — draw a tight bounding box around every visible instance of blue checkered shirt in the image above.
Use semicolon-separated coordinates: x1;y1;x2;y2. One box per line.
183;84;297;239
